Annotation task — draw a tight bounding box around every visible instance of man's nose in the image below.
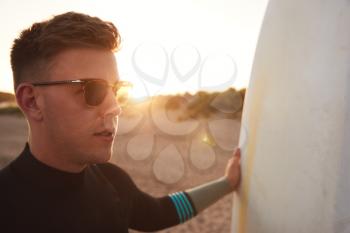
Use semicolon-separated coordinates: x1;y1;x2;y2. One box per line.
101;90;122;130
101;89;122;118
104;105;122;118
103;106;121;131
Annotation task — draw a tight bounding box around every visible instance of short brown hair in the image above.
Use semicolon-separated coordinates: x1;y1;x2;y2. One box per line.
10;12;121;90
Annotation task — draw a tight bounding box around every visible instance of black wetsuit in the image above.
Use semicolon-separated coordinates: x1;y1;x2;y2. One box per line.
0;144;196;233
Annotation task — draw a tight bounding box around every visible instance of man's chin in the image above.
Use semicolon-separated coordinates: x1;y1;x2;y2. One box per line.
81;138;114;163
96;147;113;163
88;152;112;164
87;144;113;164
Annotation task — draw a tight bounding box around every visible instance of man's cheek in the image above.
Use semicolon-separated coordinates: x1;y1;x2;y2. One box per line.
70;117;93;137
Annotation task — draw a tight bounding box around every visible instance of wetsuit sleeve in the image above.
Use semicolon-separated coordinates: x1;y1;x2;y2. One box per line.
97;163;196;231
128;185;184;231
185;176;234;213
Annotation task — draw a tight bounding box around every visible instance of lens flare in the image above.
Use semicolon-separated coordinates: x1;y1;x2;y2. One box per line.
201;133;216;147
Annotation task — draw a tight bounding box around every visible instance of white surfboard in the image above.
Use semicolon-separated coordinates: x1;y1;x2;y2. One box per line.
231;0;350;232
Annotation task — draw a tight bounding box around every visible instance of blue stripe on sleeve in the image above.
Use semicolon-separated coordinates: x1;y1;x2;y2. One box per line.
171;193;187;222
169;194;184;223
178;192;194;219
174;192;191;220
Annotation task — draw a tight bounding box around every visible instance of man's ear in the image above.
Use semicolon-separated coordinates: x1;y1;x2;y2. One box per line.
15;83;43;121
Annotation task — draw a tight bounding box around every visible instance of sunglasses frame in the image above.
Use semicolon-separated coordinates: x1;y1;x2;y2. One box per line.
31;79;132;107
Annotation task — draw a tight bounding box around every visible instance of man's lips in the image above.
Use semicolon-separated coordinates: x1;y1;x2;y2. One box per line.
93;130;116;137
93;130;116;143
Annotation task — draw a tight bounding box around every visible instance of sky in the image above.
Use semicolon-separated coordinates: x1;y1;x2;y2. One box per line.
0;0;268;99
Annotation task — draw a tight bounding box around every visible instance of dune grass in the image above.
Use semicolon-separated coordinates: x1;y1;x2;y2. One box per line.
0;92;15;103
0;102;23;117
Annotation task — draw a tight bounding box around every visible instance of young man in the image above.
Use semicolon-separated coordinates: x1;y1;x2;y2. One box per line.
0;12;241;232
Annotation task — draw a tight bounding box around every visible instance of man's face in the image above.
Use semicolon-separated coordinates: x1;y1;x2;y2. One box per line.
38;48;121;165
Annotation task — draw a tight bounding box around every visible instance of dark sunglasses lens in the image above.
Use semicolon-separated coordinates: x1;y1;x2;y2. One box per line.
84;81;108;106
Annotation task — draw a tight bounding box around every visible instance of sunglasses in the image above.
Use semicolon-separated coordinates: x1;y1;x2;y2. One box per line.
31;79;132;107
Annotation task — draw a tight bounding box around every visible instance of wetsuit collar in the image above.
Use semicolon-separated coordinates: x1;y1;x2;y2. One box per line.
11;143;86;190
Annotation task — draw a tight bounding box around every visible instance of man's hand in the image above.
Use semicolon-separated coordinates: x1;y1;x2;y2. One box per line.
224;148;241;191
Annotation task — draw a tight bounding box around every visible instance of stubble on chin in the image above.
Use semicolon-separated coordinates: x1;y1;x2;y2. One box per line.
88;144;114;164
